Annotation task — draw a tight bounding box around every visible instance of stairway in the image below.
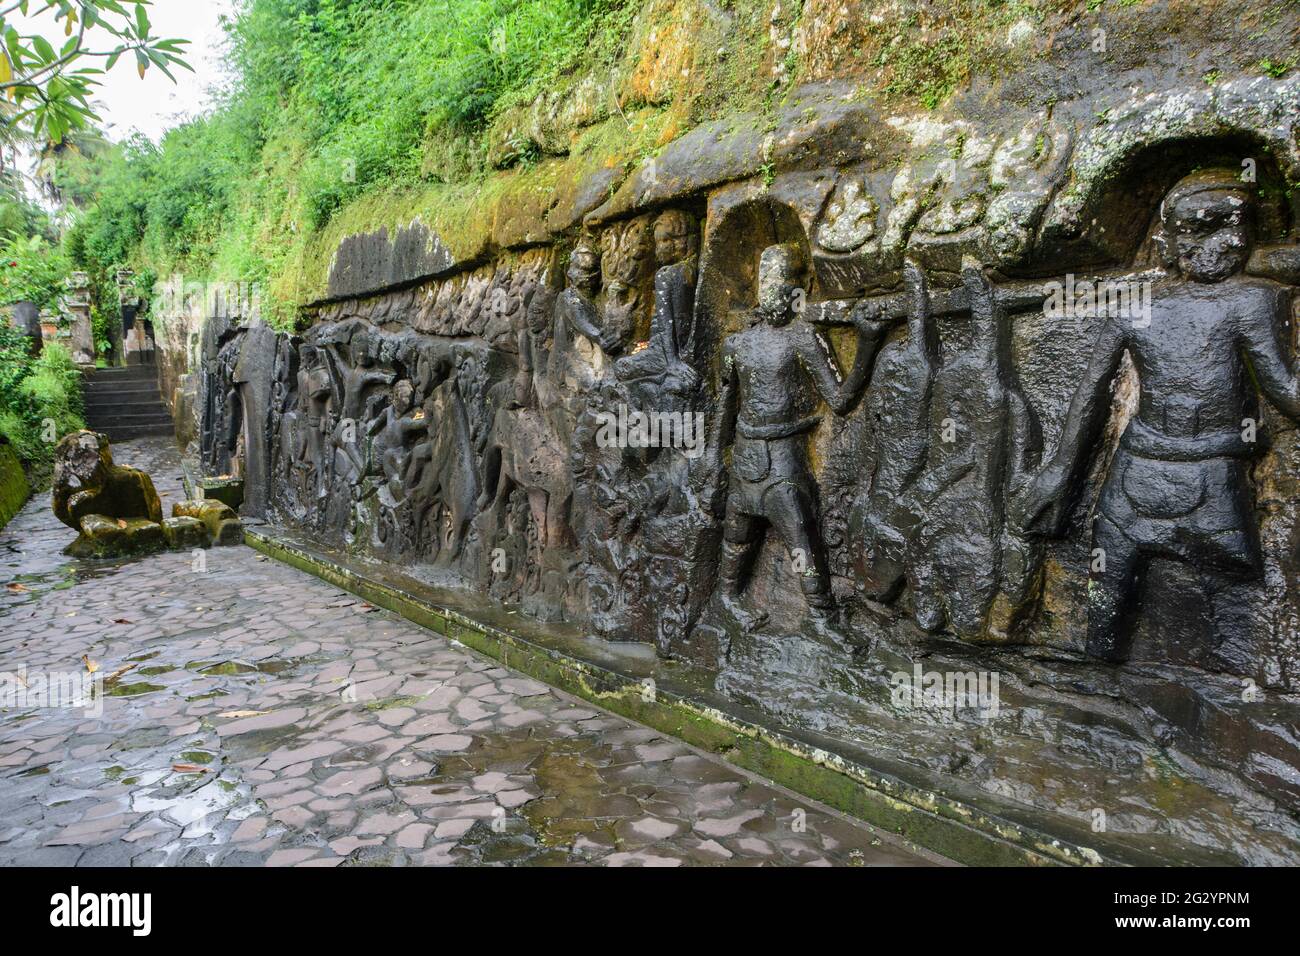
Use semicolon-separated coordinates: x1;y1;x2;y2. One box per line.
82;365;175;442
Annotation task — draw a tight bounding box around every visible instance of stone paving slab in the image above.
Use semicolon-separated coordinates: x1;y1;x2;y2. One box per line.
0;437;944;867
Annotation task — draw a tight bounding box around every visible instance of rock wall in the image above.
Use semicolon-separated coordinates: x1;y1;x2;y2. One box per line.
191;28;1300;861
0;439;29;533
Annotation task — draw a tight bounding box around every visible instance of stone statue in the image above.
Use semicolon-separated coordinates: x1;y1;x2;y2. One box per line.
705;243;889;639
369;379;424;502
850;260;939;607
298;344;334;504
1012;169;1300;661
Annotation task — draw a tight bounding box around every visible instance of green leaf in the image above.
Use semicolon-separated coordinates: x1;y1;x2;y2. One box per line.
32;35;56;64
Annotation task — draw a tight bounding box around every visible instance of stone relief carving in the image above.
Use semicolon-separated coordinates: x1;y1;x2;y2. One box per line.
201;166;1298;675
1011;169;1300;661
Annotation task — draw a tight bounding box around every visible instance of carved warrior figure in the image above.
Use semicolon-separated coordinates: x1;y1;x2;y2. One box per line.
548;242;608;446
330;330;395;485
706;243;889;639
297;344;334;503
1012;169;1300;661
369;379;424;502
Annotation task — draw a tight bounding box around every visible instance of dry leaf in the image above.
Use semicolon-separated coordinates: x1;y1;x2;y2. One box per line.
116;519;127;529
112;619;132;625
216;710;268;719
172;764;209;774
82;655;99;674
6;582;28;593
103;664;136;685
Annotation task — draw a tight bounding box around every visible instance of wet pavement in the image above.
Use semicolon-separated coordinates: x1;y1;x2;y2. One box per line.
0;437;941;867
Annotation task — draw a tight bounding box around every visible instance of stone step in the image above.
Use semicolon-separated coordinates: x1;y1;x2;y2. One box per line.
86;412;173;427
86;370;159;385
96;424;175;442
83;388;164;403
85;403;172;417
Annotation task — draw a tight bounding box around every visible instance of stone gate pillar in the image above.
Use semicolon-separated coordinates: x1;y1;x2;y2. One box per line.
66;272;94;366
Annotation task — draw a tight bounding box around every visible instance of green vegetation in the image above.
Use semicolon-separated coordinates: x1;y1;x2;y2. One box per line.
57;0;647;326
0;327;84;477
0;234;68;309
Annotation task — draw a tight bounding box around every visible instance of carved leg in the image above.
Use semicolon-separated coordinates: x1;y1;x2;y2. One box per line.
526;488;549;550
1086;513;1142;662
718;497;767;632
765;482;833;614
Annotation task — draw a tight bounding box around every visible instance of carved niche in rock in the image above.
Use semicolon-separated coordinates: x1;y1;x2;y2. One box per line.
1011;169;1300;661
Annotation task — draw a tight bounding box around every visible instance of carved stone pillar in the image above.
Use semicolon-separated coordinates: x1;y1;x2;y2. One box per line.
65;272;94;366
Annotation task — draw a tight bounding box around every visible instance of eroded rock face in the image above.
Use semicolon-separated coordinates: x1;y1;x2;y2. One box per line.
195;67;1300;861
52;431;162;531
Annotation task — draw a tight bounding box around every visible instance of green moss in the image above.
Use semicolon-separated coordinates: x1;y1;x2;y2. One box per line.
0;441;29;533
105;682;165;698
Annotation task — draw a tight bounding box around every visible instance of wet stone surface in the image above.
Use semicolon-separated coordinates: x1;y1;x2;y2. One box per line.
0;438;940;867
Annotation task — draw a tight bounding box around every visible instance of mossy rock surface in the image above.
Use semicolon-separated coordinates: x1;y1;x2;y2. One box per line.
173;498;243;545
65;515;167;559
0;440;29;533
199;478;245;511
51;431;162;530
162;516;211;550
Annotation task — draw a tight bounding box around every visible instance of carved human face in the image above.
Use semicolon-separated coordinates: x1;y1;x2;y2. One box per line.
654;215;694;266
758;245;801;326
1167;189;1250;283
350;334;371;366
525;286;554;335
393;380;414;414
567;249;600;296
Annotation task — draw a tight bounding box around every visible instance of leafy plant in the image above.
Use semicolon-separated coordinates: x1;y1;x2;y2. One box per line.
0;233;68;308
0;324;83;473
0;1;193;146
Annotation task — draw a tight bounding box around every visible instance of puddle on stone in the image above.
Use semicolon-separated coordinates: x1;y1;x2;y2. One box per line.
195;658;300;677
131;779;246;837
106;682;166;698
184;690;228;702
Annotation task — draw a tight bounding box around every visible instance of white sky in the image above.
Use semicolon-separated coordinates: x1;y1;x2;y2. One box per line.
12;0;239;143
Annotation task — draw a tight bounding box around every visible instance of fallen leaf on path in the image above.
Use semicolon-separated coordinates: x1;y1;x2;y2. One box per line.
82;655;99;674
216;710;268;719
111;619;133;625
102;664;136;685
6;582;28;593
171;764;209;774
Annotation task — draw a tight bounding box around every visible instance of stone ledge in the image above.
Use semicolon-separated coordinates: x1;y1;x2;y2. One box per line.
241;524;1219;868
